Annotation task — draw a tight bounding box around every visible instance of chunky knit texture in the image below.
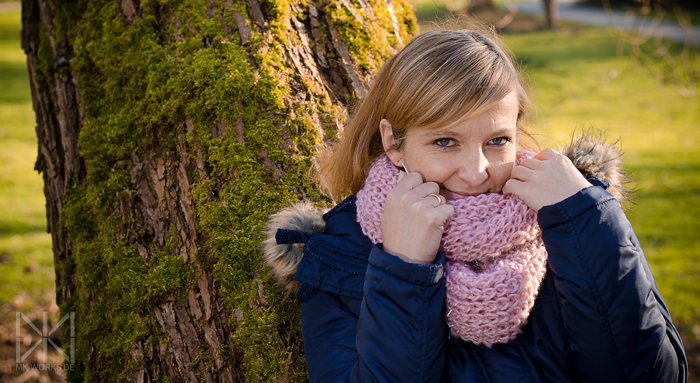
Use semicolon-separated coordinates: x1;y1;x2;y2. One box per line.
356;155;548;347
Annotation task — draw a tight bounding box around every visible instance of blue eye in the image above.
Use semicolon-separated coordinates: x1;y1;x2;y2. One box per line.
435;138;454;147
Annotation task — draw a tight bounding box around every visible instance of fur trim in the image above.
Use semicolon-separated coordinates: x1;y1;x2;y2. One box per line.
263;132;630;297
561;132;630;203
263;203;326;297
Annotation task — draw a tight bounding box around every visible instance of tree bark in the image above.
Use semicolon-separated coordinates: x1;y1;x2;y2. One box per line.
543;0;560;29
468;0;494;10
21;0;415;381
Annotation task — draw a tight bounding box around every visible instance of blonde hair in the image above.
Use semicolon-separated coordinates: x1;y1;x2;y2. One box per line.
318;29;534;201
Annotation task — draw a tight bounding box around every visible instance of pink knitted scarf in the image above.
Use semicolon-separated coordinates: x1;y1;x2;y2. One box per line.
356;155;548;347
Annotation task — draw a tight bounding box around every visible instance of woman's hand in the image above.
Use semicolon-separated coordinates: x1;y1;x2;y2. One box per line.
381;172;455;264
504;148;592;211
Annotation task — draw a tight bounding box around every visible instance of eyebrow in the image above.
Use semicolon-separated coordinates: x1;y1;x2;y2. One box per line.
424;128;462;138
423;127;516;138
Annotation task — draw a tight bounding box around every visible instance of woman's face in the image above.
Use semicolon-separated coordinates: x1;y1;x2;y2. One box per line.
381;92;520;200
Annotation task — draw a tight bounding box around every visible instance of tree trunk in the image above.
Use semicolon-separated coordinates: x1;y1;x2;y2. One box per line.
543;0;559;29
468;0;494;10
20;0;415;381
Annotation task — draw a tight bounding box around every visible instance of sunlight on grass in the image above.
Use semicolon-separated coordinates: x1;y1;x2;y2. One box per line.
0;232;54;307
0;0;698;371
0;137;46;233
505;26;700;322
0;8;55;318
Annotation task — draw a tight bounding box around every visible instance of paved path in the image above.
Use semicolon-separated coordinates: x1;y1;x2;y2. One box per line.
0;2;20;13
513;0;700;44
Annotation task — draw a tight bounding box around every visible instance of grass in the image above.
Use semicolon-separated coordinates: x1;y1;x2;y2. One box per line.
582;1;700;27
0;6;55;317
497;17;700;380
503;26;700;324
0;0;698;378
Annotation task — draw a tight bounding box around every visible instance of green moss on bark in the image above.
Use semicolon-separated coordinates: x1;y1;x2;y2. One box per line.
39;0;416;380
60;181;194;381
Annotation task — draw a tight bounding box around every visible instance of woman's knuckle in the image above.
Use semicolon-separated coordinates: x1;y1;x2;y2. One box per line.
444;205;455;217
411;201;424;214
397;191;411;204
425;181;439;191
386;190;400;203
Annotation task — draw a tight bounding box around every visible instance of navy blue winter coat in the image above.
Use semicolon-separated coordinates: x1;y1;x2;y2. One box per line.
263;142;687;383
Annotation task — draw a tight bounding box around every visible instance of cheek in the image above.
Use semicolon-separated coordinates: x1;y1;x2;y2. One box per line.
492;162;513;185
420;166;448;184
426;165;455;184
490;152;516;190
410;155;454;184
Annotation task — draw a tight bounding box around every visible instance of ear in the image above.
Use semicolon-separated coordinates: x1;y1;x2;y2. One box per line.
379;119;403;167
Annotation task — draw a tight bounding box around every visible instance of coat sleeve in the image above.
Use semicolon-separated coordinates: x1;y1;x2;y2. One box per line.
538;185;687;383
300;245;447;383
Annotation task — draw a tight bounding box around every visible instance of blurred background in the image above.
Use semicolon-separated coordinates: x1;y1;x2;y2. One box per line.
0;0;698;381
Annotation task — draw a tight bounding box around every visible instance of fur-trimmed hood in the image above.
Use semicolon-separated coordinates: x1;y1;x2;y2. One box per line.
263;134;630;297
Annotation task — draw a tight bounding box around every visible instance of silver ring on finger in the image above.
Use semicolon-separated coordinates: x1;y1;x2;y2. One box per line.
429;193;443;207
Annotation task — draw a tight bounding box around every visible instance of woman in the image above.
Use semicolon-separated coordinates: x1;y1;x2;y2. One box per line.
263;29;687;382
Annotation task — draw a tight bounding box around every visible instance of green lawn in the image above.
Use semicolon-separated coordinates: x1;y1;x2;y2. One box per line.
504;27;700;324
0;8;55;315
0;0;698;377
500;20;700;380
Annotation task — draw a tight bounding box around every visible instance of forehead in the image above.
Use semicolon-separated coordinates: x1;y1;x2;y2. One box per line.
409;92;520;138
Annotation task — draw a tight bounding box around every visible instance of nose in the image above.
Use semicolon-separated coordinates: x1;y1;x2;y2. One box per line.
457;149;489;188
